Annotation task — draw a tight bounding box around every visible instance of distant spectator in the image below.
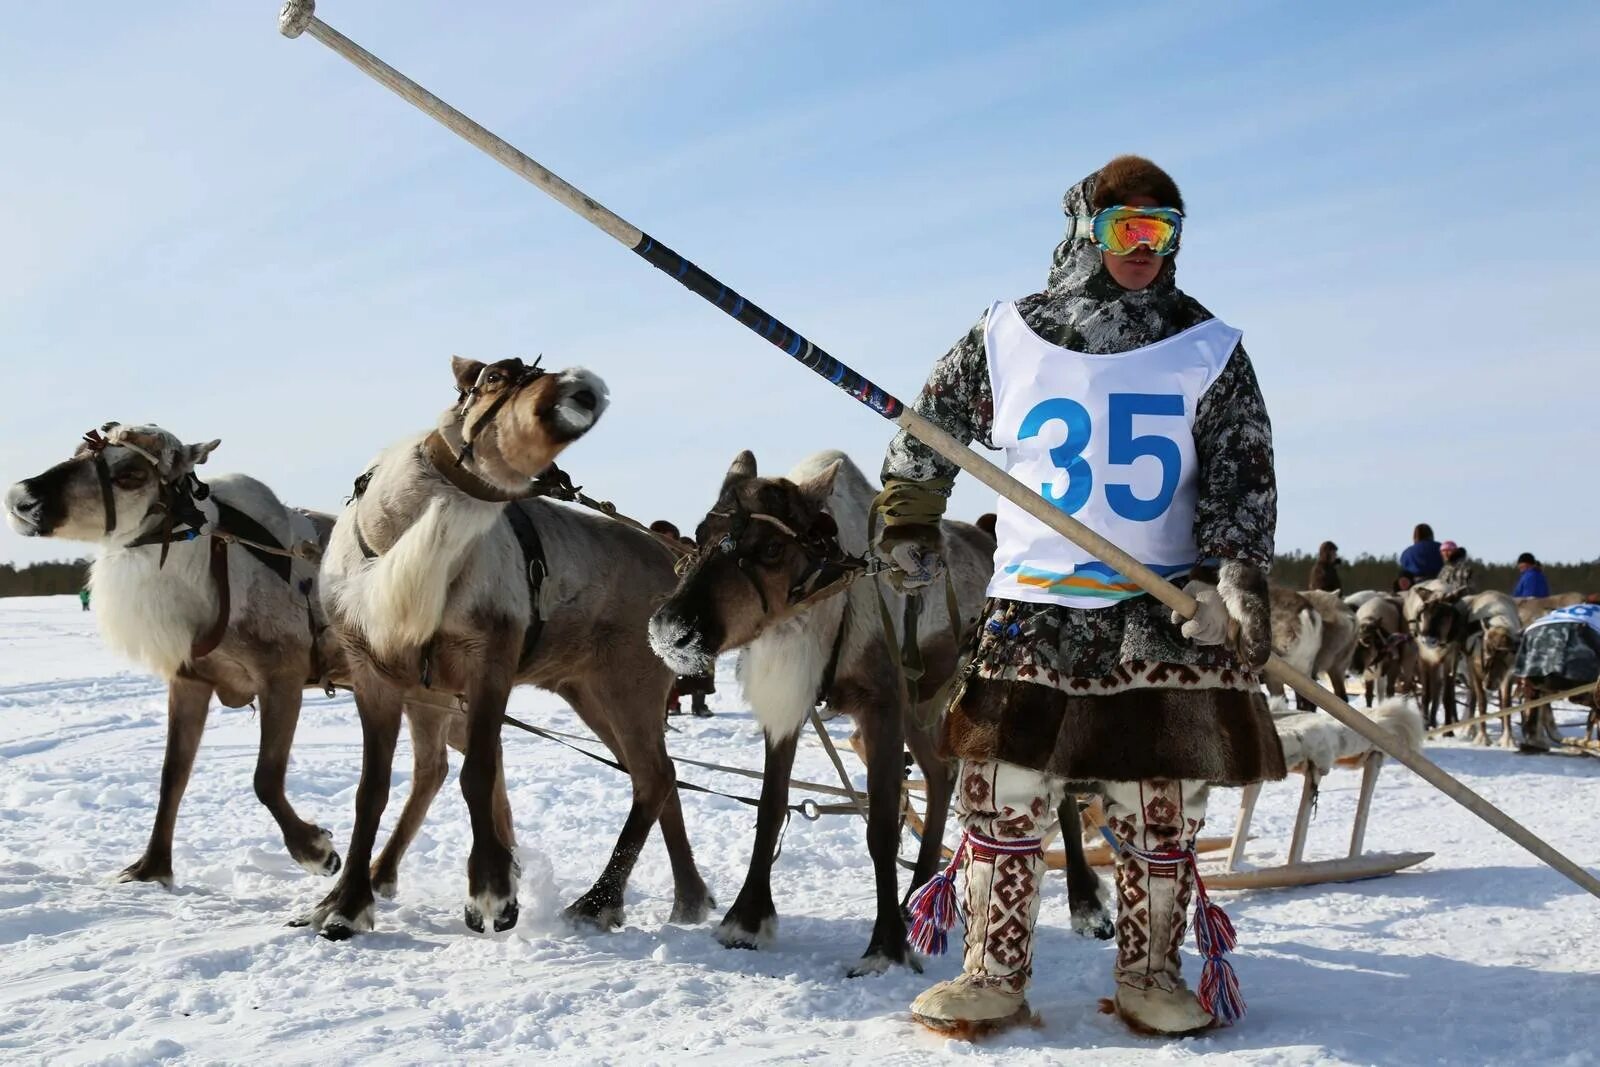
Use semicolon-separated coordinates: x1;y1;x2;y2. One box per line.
975;513;998;540
1399;522;1443;583
1513;552;1551;598
1308;541;1343;592
1437;541;1477;595
78;587;90;612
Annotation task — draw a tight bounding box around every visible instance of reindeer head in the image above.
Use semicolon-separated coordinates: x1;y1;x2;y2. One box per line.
1478;625;1519;675
442;356;608;489
6;423;220;545
648;451;844;675
1414;587;1469;650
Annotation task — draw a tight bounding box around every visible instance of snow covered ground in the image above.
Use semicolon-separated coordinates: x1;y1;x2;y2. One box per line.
0;594;1596;1066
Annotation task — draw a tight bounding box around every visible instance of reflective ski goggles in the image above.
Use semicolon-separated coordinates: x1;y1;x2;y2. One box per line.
1066;205;1183;256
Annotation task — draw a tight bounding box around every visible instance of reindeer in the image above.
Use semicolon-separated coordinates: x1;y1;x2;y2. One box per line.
1406;583;1470;732
1515;592;1585;630
1268;587;1356;709
1347;592;1416;707
307;356;712;941
649;451;1113;974
5;424;341;886
1459;592;1523;746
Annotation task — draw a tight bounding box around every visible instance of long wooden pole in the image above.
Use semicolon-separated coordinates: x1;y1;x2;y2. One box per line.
276;0;1600;900
1423;683;1593;740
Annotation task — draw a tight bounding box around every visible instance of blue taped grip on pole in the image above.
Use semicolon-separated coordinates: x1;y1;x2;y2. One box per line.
632;235;904;418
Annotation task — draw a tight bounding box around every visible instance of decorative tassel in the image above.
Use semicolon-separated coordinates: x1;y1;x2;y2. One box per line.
1191;896;1236;957
906;835;967;956
1191;866;1245;1023
1108;834;1247;1025
1198;953;1245;1024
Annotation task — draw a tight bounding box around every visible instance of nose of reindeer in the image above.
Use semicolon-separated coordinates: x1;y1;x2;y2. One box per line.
549;368;610;440
5;483;43;535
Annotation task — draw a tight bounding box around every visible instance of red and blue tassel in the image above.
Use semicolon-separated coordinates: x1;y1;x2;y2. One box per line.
907;834;968;956
905;831;1043;956
1107;833;1247;1025
1190;865;1245;1024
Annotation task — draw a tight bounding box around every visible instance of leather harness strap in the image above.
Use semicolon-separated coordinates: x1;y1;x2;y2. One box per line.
503;502;548;670
423;430;544;503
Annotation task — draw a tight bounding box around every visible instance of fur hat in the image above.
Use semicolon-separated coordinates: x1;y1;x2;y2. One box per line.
1091;155;1184;213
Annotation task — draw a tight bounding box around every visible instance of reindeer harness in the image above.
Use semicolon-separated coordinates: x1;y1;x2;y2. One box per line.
79;427;320;666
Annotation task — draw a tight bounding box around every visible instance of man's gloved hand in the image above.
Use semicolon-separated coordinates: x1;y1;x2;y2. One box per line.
871;478;951;592
873;524;945;591
1171;560;1272;669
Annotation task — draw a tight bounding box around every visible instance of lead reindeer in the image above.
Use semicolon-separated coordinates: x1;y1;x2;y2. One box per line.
5;423;341;885
649;450;1111;975
310;356;712;940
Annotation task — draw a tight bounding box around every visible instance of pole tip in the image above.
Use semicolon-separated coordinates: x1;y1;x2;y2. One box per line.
279;0;315;38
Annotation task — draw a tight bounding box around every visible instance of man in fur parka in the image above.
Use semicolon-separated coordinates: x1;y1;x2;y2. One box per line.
874;155;1286;1037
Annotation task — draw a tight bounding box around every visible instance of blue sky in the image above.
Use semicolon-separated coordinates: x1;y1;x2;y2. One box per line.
3;0;1596;571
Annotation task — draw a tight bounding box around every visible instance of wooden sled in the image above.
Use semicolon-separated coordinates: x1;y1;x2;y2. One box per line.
1204;750;1431;889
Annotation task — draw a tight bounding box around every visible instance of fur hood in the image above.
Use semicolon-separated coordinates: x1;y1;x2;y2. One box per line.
1040;160;1212;355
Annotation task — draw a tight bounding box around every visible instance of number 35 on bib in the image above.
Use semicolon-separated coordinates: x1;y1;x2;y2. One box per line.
982;300;1242;610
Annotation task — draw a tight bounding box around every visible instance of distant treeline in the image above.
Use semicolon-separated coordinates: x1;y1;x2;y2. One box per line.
0;559;92;598
1273;551;1600;596
3;552;1595;601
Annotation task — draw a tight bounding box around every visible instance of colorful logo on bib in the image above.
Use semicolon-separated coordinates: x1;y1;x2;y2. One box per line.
1002;559;1194;600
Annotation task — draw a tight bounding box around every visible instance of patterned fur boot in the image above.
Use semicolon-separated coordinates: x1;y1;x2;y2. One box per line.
911;760;1059;1038
1105;779;1217;1037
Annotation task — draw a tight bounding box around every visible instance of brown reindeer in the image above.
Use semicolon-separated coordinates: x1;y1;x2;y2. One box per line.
1268;587;1356;709
307;357;711;940
1460;592;1523;746
5;424;341;886
649;451;1112;974
1348;593;1416;706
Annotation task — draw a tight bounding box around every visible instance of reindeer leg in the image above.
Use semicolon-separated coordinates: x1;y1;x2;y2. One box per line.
253;672;340;877
657;781;714;925
370;707;450;899
561;677;673;931
119;675;212;887
716;728;799;950
849;697;918;976
296;673;402;939
903;702;952;897
1058;793;1113;939
461;652;519;935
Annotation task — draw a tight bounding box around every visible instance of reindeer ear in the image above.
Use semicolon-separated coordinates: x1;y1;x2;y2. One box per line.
452;356;486;395
181;439;221;469
721;450;757;495
796;458;843;509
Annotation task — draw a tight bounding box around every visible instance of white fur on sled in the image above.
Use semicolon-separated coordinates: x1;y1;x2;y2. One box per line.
1270;696;1425;774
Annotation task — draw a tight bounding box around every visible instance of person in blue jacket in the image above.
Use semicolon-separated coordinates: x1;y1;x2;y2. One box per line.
1398;523;1443;585
1513;553;1551;598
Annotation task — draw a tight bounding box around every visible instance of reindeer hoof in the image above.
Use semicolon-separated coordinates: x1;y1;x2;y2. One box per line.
321;920;357;942
464;904;485;934
714;914;776;950
849;949;921;977
1071;904;1115;941
669;891;715;925
115;859;175;889
564;896;624;932
494;899;520;933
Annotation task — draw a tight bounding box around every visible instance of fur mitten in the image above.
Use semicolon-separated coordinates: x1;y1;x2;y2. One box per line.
1173;561;1272;669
